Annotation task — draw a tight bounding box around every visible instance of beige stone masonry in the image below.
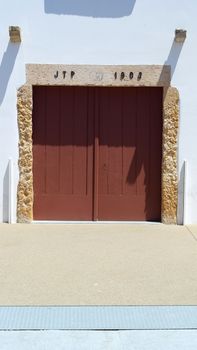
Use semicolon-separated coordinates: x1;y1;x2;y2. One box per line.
9;26;21;43
17;64;178;223
162;87;179;224
17;85;33;223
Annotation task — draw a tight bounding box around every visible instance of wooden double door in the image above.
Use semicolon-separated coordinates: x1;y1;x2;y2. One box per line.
33;86;162;221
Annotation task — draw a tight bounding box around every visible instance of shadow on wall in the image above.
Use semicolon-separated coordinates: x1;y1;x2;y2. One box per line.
158;38;184;88
0;42;20;106
44;0;136;18
165;39;184;77
3;163;9;223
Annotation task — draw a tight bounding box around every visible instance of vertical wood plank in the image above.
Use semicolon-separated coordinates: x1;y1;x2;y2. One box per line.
59;86;74;194
148;87;163;220
45;87;60;194
122;88;137;195
73;87;88;195
108;88;122;195
98;88;109;195
136;88;150;196
32;87;46;194
93;88;99;220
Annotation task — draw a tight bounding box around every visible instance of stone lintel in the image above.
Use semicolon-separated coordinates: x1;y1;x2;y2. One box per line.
26;64;171;87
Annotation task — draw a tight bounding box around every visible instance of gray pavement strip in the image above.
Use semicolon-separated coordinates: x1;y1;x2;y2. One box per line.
0;306;197;330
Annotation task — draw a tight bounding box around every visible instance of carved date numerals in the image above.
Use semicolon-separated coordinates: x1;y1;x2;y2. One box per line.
114;71;142;81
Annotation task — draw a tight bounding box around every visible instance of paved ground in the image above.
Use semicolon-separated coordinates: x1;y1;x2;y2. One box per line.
1;330;197;350
0;223;197;305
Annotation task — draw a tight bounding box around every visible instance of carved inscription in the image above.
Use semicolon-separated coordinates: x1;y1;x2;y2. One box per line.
54;70;75;79
53;70;143;81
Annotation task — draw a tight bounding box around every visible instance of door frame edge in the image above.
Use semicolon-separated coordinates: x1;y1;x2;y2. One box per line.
16;65;179;224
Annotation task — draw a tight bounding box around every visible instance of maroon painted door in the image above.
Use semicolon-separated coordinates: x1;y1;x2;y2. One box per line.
33;86;162;221
97;87;162;221
33;86;94;220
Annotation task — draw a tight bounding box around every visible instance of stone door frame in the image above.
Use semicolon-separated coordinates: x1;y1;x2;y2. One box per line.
17;64;179;224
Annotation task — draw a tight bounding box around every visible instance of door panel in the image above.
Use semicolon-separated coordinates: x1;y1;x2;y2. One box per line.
33;86;162;221
98;87;162;221
33;86;94;220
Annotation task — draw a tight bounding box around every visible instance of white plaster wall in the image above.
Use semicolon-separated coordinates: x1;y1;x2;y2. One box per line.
0;330;197;350
0;0;196;223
